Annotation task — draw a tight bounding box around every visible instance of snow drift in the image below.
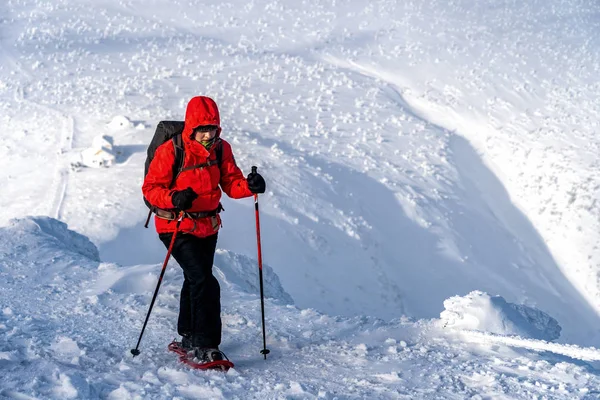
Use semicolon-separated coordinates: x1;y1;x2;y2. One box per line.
440;291;562;341
1;216;100;264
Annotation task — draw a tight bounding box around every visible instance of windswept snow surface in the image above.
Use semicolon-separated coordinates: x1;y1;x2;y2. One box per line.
2;217;600;399
2;0;600;397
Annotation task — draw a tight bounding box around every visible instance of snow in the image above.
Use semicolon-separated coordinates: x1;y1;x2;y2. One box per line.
214;249;294;304
440;291;562;341
76;134;117;169
107;116;134;131
1;0;600;398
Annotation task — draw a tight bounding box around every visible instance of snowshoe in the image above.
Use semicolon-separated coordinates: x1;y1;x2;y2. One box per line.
168;341;234;371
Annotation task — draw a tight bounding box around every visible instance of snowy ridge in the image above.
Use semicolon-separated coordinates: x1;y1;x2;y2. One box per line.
1;218;600;399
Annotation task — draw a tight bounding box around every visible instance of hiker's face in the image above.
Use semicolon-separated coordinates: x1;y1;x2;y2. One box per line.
194;127;218;142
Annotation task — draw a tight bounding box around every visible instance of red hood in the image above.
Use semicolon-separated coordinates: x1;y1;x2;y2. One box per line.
182;96;222;140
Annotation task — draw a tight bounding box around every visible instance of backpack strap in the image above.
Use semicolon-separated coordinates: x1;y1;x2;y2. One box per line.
215;138;223;168
180;159;219;172
145;135;183;228
170;134;185;187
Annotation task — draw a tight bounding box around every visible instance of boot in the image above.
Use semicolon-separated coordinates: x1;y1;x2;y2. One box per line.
181;335;193;352
193;347;224;363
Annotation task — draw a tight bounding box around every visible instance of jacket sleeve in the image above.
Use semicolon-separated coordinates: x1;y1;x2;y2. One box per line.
219;141;253;199
142;141;176;209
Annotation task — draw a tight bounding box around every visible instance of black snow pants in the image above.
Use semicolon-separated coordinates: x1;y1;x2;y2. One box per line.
159;232;221;348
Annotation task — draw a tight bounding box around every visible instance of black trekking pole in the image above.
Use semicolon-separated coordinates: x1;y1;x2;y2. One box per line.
252;166;270;360
131;212;184;357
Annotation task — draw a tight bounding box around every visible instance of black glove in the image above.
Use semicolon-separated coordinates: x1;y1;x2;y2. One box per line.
247;167;266;194
171;187;198;210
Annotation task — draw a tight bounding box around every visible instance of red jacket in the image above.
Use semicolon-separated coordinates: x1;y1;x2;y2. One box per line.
142;96;252;237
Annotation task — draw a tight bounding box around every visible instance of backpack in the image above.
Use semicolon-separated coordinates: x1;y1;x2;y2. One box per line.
143;121;223;225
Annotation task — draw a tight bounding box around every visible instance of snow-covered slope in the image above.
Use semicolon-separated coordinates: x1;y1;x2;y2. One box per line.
3;0;600;344
2;217;600;399
2;0;600;397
